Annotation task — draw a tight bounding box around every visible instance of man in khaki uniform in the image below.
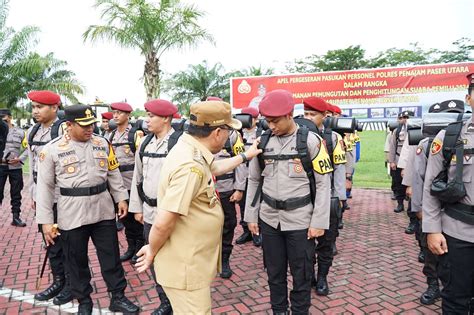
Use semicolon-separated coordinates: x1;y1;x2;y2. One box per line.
136;100;261;314
129;99;179;315
36;104;139;315
245;90;331;314
109;102;145;263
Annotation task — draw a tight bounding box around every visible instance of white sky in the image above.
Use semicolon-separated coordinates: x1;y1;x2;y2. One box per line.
7;0;474;109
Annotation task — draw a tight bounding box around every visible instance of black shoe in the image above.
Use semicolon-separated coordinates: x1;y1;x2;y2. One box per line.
342;201;350;211
420;283;440;305
53;286;73;305
78;302;93;315
152;293;173;315
116;220;124;231
332;243;338;256
252;234;262;247
405;221;416;234
220;257;233;279
418;250;425;263
338;218;344;229
235;230;252;245
391;193;396;200
131;240;145;265
120;239;136;262
34;276;64;301
315;275;329;296
273;312;289;315
109;293;139;314
11;213;26;227
394;203;404;213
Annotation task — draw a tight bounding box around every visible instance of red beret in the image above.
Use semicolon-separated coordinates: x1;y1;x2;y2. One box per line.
27;90;61;105
259;90;295;117
467;73;474;86
332;105;342;115
110;102;133;113
206;96;223;101
303;97;328;113
101;112;113;120
241;107;259;118
173;112;181;119
144;99;178;117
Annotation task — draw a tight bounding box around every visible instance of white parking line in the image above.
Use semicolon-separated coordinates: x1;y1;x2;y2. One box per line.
0;287;121;314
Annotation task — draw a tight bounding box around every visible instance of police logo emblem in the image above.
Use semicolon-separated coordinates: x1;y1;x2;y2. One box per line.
294;163;303;173
99;160;106;168
39;151;46;161
431;139;442;155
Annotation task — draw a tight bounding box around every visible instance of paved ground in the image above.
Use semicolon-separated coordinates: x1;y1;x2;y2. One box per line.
0;179;441;314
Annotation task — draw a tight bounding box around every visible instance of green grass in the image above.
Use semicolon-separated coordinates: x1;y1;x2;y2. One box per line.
353;131;391;189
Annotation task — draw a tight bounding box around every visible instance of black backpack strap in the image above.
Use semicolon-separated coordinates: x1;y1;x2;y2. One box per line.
441;119;464;168
251;129;272;207
138;133;154;162
128;126;138;153
224;137;233;157
27;123;42;146
394;124;403;155
296;127;316;205
426;138;434;159
109;129;116;142
322;128;334;167
167;130;183;151
50;120;64;139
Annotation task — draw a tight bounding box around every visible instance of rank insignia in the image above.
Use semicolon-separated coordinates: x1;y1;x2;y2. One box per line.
416;147;422;155
431;139;442;155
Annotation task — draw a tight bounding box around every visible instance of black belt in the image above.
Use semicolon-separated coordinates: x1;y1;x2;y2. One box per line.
444;203;474;225
137;182;157;207
140;152;167;159
33;171;38;184
262;192;312;210
60;182;108;196
216;173;234;181
119;164;135;172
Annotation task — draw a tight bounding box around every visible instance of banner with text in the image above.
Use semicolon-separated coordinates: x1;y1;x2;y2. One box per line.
230;62;474;119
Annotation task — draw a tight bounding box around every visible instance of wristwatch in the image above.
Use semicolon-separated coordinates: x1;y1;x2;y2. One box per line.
239;153;248;163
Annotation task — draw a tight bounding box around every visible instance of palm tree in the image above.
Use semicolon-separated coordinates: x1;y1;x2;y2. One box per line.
83;0;214;100
163;60;228;116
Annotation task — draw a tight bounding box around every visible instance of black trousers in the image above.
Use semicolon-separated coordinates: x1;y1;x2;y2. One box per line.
143;222;165;295
0;167;23;213
38;204;65;278
390;167;406;201
315;204;339;275
116;192;144;242
420;232;439;284
261;221;314;314
61;219;127;300
439;234;474;314
406;200;418;223
221;191;237;258
238;185;248;230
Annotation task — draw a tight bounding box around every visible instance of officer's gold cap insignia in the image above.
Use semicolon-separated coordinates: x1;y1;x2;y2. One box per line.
85;109;92;117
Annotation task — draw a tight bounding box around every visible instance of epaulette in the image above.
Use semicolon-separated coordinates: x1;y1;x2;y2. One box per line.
192;148;204;165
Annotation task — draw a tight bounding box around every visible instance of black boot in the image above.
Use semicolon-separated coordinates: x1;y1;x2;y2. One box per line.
220;255;233;279
78;297;93;315
315;274;329;296
120;239;136;262
405;221;417;234
420;281;440;305
116;220;124;231
11;212;26;227
338;218;344;229
391;192;396;200
394;200;404;213
252;234;262;247
131;239;145;264
273;311;289;315
152;293;173;315
34;275;65;301
342;200;350;211
53;273;72;305
235;229;252;245
332;243;338;256
418;249;425;263
109;292;139;314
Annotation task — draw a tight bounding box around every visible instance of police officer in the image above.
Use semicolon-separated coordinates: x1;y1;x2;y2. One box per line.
236;107;262;246
388;111;411;213
100;111;113;138
129;99;178;315
36;104;139;315
27;90;72;305
109;102;145;263
344;132;355;205
136;100;261;314
411;100;465;305
0;109;28;226
245;90;331;315
423;74;474;313
303;97;347;296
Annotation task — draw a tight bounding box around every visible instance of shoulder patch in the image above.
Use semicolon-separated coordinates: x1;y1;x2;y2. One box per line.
430;139;442;155
193;148;204;164
416;146;423;155
312;141;334;174
107;143;120;171
232;134;245;156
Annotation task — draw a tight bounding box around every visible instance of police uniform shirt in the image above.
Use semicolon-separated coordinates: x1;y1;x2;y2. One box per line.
411;137;430;213
388;123;406;165
110;124;138;190
330;131;347;201
344;134;355;174
400;143;417;187
4;126;27;170
35;135;128;230
422;122;474;243
214;130;246;193
244;127;331;230
129;128;175;225
27;119;66;201
241;127;258;180
154;133;224;290
397;136;411;169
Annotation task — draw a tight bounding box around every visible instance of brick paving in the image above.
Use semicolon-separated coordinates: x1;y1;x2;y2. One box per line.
0;178;441;314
